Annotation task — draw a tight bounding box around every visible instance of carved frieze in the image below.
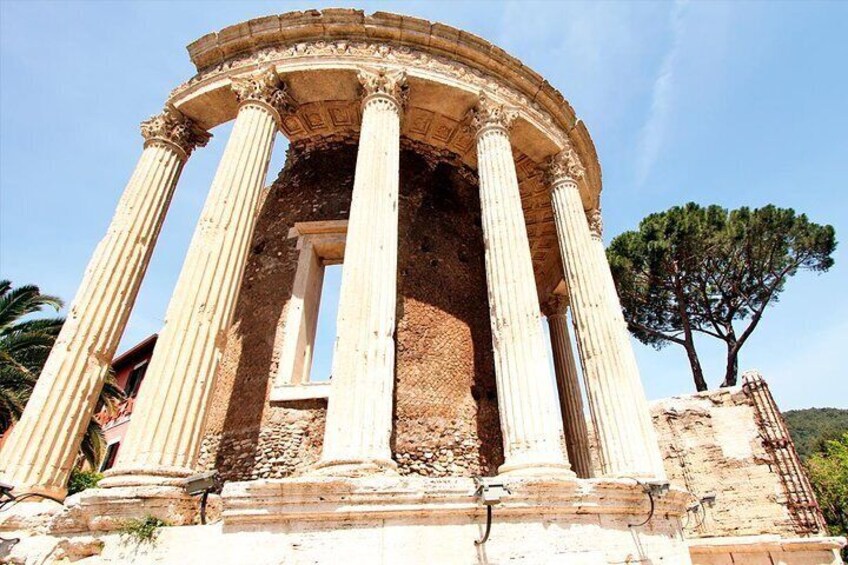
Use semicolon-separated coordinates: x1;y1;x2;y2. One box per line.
170;40;568;150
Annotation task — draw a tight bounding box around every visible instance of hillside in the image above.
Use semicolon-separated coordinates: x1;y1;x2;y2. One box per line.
783;408;848;460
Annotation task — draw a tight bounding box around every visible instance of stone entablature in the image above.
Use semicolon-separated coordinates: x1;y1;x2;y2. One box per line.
178;9;601;190
165;10;603;299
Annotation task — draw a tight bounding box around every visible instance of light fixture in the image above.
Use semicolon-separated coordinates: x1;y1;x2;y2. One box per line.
183;471;219;524
473;477;511;545
0;481;14;504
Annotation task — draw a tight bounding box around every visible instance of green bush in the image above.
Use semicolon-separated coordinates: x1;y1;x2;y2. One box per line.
118;515;169;545
67;469;103;495
806;433;848;560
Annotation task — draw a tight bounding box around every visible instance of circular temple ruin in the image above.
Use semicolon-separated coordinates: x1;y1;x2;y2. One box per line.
1;9;704;563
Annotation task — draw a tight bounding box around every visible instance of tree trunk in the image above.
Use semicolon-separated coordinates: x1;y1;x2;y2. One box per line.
684;339;708;391
721;343;739;387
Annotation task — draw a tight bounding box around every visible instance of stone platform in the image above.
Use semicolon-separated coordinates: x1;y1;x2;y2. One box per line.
2;476;695;563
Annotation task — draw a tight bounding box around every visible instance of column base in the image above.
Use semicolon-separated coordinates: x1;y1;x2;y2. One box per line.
602;470;667;482
311;458;398;478
498;458;576;479
69;485;204;530
98;465;194;489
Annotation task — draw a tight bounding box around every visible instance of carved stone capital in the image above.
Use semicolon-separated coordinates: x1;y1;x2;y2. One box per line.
140;105;211;159
586;208;603;241
468;93;518;136
357;67;408;110
547;140;586;186
541;293;570;318
231;66;296;122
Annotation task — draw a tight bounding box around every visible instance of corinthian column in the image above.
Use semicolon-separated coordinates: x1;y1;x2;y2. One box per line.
0;107;209;499
542;294;592;478
102;68;290;487
315;68;405;475
471;95;572;478
547;143;665;479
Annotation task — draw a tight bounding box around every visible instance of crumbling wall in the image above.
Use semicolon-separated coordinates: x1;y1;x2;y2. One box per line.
199;141;502;481
393;155;502;477
649;383;825;539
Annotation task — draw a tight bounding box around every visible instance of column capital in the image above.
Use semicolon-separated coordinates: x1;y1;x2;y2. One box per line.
357;67;408;115
231;66;296;125
546;140;586;187
467;93;518;137
140;104;211;159
542;293;570;318
586;208;603;241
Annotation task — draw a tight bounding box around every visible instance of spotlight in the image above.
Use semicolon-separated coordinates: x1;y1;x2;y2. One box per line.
641;479;670;497
473;477;511;546
183;471;219;525
474;477;510;505
700;492;717;507
183;471;218;497
0;481;15;503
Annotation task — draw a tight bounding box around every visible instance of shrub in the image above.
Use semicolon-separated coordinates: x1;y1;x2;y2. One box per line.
118;515;169;545
67;469;103;495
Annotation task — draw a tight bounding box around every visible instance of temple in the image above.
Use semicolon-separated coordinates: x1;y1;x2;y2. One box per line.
0;10;842;564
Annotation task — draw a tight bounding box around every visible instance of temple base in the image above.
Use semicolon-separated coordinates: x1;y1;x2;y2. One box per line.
5;476;843;564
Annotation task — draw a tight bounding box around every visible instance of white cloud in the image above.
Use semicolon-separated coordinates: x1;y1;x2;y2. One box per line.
635;1;688;188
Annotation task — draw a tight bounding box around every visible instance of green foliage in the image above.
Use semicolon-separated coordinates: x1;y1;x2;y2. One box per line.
118;515;169;545
784;408;848;460
805;434;848;557
607;203;836;391
0;279;126;468
0;280;64;431
67;468;103;495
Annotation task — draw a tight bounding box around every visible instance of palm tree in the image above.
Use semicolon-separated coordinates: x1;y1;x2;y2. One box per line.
0;280;124;468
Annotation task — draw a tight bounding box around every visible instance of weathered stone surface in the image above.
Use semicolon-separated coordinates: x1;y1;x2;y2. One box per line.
650;386;816;538
198;142;502;479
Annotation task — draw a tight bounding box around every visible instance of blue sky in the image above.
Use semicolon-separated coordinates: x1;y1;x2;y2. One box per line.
1;1;846;410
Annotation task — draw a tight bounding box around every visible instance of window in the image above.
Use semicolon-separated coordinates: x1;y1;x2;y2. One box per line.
310;264;342;383
270;220;346;402
100;442;120;471
124;361;148;397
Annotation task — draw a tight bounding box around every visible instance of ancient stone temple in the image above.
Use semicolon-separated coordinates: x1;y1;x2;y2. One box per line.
1;10;844;564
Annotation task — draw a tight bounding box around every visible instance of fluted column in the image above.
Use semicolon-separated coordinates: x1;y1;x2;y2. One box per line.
471;95;573;478
315;68;405;475
102;68;290;486
548;144;665;479
542;294;593;478
0;107;209;498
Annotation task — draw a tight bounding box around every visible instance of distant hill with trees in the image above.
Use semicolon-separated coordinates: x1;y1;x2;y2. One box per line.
783;408;848;460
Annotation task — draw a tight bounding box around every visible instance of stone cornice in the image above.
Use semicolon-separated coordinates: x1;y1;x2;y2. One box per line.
140;105;211;158
358;67;408;110
467;94;518;137
231;66;296;123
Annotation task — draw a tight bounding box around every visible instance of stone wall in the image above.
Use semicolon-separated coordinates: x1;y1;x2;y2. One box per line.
649;385;821;539
199;141;502;481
